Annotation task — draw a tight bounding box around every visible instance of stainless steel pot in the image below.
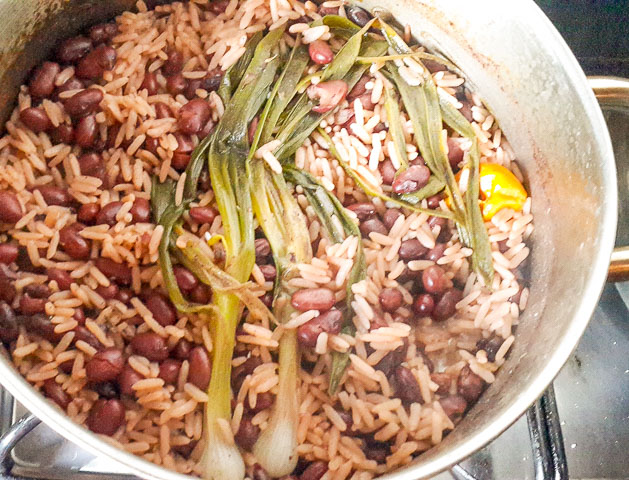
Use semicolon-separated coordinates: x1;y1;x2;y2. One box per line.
0;1;621;479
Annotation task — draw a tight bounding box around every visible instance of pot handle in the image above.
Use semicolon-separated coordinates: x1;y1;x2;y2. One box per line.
588;76;629;282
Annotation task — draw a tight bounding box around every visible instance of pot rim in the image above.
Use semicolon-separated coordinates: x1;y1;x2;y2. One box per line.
0;1;617;479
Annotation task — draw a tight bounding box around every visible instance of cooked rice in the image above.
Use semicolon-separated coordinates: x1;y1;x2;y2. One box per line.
0;0;533;477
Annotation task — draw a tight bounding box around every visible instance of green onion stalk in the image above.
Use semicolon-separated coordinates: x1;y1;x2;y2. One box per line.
250;162;312;476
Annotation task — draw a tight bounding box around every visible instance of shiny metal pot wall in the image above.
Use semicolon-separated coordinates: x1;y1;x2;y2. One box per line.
0;1;616;479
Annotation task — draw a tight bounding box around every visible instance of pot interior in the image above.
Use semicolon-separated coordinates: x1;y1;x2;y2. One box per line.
0;1;615;479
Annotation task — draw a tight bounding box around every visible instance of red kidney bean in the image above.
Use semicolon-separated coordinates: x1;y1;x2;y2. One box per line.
249;240;269;265
77;45;117;79
199;119;215;138
140;72;159;95
188;206;216;225
96;283;118;300
422;265;447;294
178;98;211;135
426;243;446;262
78;152;105;180
363;442;390;463
422;58;447;74
189;283;211;304
348;75;369;101
174;132;194;153
73;308;86;325
447;138;465;169
307;80;348;113
379;288;403;313
336;108;355;128
44;379;71;409
173;339;192;360
0;244;18;264
73;325;101;350
87;398;125;435
0;278;15;304
0;191;22;224
427;193;443;209
432;288;462;321
47;268;72;291
0;302;18;342
379;159;396;185
413;293;435;316
399;238;427;261
154;102;173;119
59;223;91;259
64;88;103;118
200;68;223;93
308;40;334;65
131;332;169;362
232;356;262;390
91;381;119;399
318;4;339;15
163;49;184;75
188;346;211;390
51;123;74;144
476;335;504;362
75;114;98;147
130;198;150;223
359;217;387;238
89;23;118;44
345;5;372;27
29;62;61;98
300;461;328;480
119;363;143;396
166;73;187;96
235;417;260;451
431;372;452;395
86;348;124;383
115;288;132;305
24;283;51;299
394;365;423;404
57;36;92;64
36;186;72;206
146;293;177;327
457;365;485;403
20;313;58;341
20;107;52;133
247;116;259;144
159;359;182;384
94;258;131;285
173;265;198;292
55;76;85;99
346;202;375;220
95;201;122;226
171;152;191;170
0;190;22;223
208;0;229;14
440;395;467;423
297;309;342;348
258;264;276;282
77;203;100;224
392;165;431;194
247;391;274;413
355;91;375;110
382;209;402;230
291;288;335;312
144;136;160;154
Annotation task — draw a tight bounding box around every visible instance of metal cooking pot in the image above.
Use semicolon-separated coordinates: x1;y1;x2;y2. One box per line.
0;1;624;479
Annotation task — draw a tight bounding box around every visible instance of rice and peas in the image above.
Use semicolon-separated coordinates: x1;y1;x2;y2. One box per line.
0;1;532;479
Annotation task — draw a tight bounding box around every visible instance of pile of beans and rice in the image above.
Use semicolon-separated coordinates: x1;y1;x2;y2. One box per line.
0;0;532;479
